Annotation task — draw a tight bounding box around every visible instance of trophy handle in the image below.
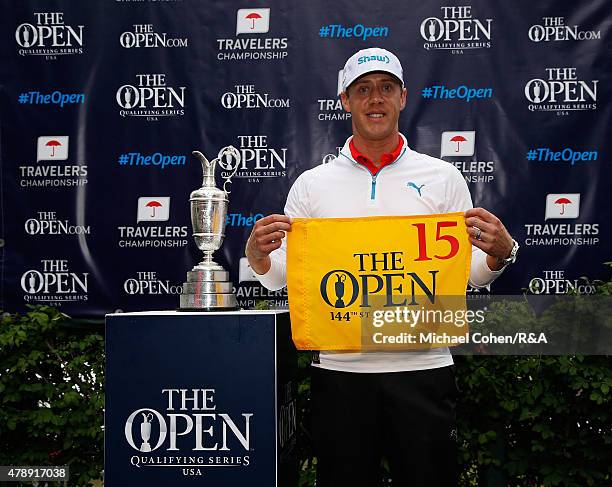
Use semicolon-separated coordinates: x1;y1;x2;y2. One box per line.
216;146;241;194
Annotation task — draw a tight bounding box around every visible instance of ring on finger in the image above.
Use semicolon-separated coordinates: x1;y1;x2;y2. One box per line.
474;226;482;241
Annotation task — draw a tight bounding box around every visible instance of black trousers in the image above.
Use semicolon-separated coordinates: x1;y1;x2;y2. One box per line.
310;365;458;487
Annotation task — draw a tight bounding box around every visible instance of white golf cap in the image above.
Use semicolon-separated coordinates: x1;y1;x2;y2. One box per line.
340;47;404;93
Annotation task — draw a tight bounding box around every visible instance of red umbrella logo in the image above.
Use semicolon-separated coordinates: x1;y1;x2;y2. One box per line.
146;200;162;218
46;139;62;157
554;197;572;215
245;12;262;29
450;135;467;152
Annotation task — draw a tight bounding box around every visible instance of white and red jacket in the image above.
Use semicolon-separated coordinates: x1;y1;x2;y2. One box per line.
256;133;503;372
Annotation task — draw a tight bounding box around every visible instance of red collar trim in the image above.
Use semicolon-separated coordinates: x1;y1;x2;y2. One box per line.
349;136;404;176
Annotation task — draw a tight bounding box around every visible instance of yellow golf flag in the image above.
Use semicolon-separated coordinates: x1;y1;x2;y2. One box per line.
287;213;471;351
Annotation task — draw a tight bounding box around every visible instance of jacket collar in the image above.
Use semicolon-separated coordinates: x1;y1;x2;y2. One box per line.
339;133;409;166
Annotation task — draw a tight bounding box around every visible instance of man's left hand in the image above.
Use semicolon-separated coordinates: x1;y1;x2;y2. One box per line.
464;207;513;271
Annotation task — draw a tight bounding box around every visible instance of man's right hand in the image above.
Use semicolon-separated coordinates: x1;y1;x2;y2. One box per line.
245;214;292;275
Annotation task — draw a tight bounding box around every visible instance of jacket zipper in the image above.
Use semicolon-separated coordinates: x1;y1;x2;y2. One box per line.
341;147;407;200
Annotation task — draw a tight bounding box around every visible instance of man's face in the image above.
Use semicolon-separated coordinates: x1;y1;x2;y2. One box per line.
340;72;407;142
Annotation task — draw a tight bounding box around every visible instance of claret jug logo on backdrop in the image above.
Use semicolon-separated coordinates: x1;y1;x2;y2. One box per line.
440;131;495;184
221;84;289;109
117;197;188;248
524;193;600;247
16;12;84;59
21;259;88;306
528;270;596;295
119;24;188;49
218;134;286;183
420;6;492;53
123;271;182;296
116;74;186;120
525;67;597;113
216;8;288;61
19;136;87;188
25;210;90;236
528;17;601;43
124;389;252;477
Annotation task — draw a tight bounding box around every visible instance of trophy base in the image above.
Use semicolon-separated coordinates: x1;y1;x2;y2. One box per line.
179;292;238;310
179;262;237;311
177;306;239;312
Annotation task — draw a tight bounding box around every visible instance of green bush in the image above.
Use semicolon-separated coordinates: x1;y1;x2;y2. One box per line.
292;353;611;486
0;306;104;485
455;355;611;486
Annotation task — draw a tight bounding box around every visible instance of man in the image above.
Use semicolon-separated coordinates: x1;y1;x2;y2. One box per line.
246;48;519;486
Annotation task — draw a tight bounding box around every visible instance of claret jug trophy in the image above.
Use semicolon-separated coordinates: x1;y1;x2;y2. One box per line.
179;146;241;310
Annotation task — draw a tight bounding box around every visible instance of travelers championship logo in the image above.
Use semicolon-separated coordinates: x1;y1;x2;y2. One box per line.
124;388;252;477
221;84;289;109
16;12;84;58
116;74;186;119
317;70;351;122
19;136;87;188
123;271;182;296
441;131;475;157
37;136;69;161
440;131;495;184
528;17;601;43
25;211;90;236
524;194;599;247
528;270;596;295
120;24;188;49
236;8;270;34
218;135;287;183
137;197;170;222
544;193;580;220
216;8;288;61
525;67;597;113
117;197;188;248
21;259;88;306
420;6;492;52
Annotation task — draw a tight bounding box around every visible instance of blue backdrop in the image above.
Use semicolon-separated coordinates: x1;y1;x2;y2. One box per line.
1;0;610;316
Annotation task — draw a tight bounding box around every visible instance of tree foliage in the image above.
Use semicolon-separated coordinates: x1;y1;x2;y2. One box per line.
0;306;104;485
